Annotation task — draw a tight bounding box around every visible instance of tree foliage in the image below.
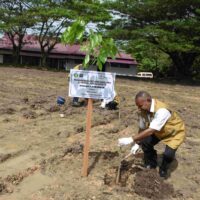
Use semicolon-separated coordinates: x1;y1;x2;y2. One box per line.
104;0;200;79
61;19;118;71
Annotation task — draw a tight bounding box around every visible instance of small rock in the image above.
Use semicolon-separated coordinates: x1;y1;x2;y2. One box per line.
60;113;65;118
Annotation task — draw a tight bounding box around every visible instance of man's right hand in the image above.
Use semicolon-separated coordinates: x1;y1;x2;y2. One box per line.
118;137;134;146
130;143;140;154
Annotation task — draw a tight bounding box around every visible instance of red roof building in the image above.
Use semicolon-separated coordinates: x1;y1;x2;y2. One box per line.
0;35;137;76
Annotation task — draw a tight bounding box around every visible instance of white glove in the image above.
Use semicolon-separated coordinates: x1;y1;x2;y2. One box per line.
118;137;133;146
130;143;140;154
100;101;106;108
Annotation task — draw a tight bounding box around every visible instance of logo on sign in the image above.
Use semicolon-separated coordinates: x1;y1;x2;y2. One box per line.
74;73;84;78
74;73;79;78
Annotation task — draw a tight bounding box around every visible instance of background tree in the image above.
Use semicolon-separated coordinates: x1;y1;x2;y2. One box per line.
103;0;200;79
30;0;111;67
29;0;75;67
0;0;35;64
128;39;171;78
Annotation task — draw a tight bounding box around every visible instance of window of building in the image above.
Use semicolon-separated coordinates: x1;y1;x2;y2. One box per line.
74;59;83;64
111;63;130;68
22;56;40;66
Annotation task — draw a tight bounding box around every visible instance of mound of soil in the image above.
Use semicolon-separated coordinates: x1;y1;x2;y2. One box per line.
104;160;143;188
134;169;175;200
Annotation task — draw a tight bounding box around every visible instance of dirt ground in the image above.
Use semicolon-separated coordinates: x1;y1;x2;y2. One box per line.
0;67;199;200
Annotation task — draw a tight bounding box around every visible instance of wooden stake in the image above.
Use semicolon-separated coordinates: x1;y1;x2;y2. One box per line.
116;162;122;184
82;98;93;177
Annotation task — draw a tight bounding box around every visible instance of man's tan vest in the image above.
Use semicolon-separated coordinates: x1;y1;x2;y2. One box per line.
139;99;185;149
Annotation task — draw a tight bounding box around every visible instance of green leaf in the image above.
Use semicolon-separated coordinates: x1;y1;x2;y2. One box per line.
97;58;103;71
83;54;90;67
61;19;86;45
99;54;107;63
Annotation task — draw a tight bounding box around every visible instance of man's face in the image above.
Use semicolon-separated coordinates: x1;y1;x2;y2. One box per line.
135;97;151;112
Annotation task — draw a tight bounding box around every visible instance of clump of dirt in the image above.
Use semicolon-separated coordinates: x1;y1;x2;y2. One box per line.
5;166;39;186
30;103;41;110
5;173;24;185
22;110;37;119
28;97;48;110
134;169;175;200
0;180;7;193
47;105;60;112
2;118;11;123
74;125;85;133
104;168;116;186
0;153;11;163
0;180;12;194
21;97;29;103
0;166;39;194
63;142;84;155
0;108;16;115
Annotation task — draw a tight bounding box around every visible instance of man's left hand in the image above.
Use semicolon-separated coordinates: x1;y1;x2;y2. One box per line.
118;137;134;146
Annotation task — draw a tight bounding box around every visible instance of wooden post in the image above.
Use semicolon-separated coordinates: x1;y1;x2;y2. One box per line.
82;98;93;177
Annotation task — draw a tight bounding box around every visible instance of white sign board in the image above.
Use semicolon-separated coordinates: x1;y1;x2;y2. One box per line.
69;69;116;100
